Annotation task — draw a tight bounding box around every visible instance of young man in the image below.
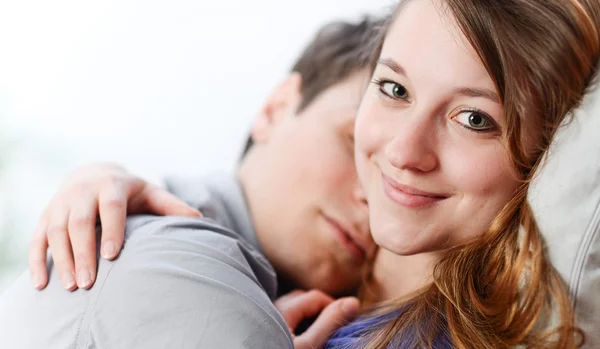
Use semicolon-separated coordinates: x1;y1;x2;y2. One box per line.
0;17;380;348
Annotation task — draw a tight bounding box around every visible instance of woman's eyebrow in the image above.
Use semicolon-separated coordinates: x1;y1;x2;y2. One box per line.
453;86;499;103
378;58;407;77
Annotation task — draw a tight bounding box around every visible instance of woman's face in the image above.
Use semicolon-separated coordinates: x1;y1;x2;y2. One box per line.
356;0;524;255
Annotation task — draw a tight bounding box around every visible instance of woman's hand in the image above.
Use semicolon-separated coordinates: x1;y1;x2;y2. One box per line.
274;289;359;349
29;163;201;291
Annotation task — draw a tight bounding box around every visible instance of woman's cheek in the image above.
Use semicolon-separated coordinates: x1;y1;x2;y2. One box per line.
443;143;517;200
355;99;389;157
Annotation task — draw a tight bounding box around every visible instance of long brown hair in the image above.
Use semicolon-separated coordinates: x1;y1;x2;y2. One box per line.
359;0;600;348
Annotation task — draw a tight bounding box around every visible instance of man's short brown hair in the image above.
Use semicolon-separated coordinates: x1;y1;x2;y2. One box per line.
241;16;382;156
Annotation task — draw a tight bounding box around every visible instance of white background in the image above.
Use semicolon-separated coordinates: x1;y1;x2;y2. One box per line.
0;0;393;289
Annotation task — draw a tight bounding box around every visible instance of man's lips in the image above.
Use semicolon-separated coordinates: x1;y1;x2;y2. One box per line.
323;215;366;262
382;174;450;208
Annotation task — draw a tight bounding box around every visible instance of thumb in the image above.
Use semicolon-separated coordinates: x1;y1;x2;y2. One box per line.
294;297;359;349
134;186;202;217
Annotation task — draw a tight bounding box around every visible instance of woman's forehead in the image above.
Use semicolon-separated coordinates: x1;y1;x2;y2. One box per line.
381;0;494;97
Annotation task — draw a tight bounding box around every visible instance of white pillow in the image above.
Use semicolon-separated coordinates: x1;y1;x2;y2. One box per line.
529;73;600;348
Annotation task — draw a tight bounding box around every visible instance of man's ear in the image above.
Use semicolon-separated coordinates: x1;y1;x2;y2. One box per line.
251;72;303;144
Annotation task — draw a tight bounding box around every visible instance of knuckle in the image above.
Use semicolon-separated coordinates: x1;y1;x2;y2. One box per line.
306;289;326;299
100;174;125;189
73;251;91;266
69;214;96;231
29;231;46;247
28;242;45;262
46;225;66;239
101;195;126;210
28;237;42;251
61;184;88;199
33;223;47;239
53;257;73;270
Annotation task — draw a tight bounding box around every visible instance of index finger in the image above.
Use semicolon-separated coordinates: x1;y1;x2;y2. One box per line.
294;297;360;349
276;290;334;331
135;186;202;217
98;183;128;260
29;217;50;289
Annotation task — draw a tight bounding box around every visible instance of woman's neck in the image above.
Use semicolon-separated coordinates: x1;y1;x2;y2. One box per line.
371;249;442;301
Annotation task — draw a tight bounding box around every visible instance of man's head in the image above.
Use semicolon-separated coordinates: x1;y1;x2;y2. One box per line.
238;17;381;296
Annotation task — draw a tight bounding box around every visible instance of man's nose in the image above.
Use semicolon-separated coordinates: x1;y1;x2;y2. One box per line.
353;183;368;208
352;183;376;258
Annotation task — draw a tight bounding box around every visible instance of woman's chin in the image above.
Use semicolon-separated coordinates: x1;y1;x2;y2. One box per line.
372;224;427;256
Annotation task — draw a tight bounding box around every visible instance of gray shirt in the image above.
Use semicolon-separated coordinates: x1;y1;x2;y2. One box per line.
0;173;293;348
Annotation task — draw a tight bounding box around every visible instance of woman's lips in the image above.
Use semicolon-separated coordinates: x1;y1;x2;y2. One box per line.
382;174;449;208
323;215;366;263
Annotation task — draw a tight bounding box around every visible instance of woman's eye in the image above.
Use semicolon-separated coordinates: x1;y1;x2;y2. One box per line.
454;110;496;132
380;81;410;100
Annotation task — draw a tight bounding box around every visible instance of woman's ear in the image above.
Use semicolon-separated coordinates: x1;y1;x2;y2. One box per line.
251;72;303;144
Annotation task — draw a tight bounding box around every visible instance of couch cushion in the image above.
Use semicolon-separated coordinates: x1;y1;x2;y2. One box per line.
529;73;600;347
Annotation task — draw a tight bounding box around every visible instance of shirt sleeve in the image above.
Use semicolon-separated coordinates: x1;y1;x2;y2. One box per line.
0;215;293;349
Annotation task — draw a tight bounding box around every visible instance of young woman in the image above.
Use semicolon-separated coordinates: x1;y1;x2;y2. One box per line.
327;0;599;347
27;0;600;348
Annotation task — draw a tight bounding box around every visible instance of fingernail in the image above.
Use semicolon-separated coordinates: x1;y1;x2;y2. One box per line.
77;269;92;288
61;272;76;290
341;298;360;317
102;241;117;259
32;273;44;289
